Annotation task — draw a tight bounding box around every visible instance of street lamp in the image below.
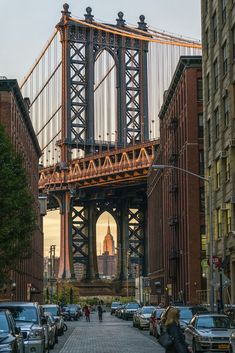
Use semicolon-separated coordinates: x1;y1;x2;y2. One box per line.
151;164;214;312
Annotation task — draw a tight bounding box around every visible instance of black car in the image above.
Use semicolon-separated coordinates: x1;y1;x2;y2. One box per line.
0;309;24;353
64;305;80;321
110;302;121;315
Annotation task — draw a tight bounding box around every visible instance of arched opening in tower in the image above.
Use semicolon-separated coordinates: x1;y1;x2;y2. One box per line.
43;209;61;281
94;50;117;145
96;212;118;280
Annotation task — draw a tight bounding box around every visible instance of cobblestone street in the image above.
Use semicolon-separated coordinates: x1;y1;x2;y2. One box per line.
55;313;164;353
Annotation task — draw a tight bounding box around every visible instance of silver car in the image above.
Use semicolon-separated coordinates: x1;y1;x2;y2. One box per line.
136;306;155;330
185;314;234;353
43;305;64;336
0;302;47;353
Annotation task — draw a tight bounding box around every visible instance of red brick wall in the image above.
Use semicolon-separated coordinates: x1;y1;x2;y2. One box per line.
148;62;205;305
0;85;43;303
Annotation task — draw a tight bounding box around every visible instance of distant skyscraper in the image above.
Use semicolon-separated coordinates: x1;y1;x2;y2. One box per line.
102;221;115;255
98;221;116;278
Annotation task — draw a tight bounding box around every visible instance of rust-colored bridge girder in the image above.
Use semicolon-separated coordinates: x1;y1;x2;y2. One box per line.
39;140;159;192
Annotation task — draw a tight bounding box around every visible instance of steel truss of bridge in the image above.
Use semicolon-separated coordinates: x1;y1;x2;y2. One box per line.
20;4;200;295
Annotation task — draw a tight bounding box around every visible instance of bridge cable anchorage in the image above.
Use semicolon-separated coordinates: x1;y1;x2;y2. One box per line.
20;29;59;89
69;17;202;49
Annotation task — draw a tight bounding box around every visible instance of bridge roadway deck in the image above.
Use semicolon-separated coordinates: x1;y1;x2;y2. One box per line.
55;312;164;353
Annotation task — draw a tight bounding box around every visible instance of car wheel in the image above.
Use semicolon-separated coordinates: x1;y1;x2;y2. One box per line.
55;331;59;344
49;338;55;350
193;341;198;353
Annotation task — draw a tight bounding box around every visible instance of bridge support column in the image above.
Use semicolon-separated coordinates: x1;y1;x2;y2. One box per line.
120;199;129;280
87;201;98;279
58;191;75;279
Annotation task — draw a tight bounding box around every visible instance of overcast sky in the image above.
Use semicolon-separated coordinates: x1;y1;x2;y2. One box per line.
0;0;201;81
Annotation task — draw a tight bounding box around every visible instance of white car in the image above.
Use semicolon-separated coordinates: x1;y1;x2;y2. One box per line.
135;306;155;330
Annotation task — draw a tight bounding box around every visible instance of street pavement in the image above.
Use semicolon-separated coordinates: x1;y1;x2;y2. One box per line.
54;312;165;353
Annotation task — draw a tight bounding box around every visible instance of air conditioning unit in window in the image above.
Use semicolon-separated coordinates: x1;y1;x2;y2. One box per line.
221;204;227;211
231;196;235;204
220;151;227;158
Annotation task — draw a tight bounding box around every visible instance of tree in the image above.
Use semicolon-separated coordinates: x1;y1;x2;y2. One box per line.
0;124;36;289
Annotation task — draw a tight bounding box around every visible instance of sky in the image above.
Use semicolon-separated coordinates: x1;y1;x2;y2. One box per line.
0;0;201;257
0;0;201;82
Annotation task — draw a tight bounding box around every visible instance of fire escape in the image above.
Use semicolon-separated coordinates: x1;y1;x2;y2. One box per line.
168;116;179;284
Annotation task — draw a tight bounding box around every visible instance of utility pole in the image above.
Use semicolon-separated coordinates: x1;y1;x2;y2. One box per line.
49;245;56;303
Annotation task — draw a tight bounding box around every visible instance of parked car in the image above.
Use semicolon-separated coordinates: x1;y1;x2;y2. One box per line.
44;312;57;349
123;303;140;321
0;302;47;353
0;309;24;353
64;305;80;321
149;307;165;338
110;302;121;315
133;306;155;330
116;304;126;319
133;308;142;328
180;306;209;331
184;313;235;353
43;304;64;336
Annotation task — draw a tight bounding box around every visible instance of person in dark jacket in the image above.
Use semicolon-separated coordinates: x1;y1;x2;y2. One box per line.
97;304;103;322
165;307;192;353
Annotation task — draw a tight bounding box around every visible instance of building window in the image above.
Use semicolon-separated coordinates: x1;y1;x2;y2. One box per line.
205;29;209;58
217;209;222;238
232;26;235;60
221;0;227;24
225;156;230;181
200;225;206;251
214;108;219;139
222;41;228;75
199;187;205;212
198;113;204;138
205;0;208;14
216;159;221;189
225;204;231;234
197;79;203;101
213;59;218;91
212;12;217;44
208;119;211;148
223;94;229;127
199;150;204;176
206;74;210;102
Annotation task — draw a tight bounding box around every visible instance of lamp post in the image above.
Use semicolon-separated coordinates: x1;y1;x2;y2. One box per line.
151;164;214;312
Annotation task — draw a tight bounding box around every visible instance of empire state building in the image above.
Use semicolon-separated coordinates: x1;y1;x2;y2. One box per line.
97;221;117;278
103;223;115;255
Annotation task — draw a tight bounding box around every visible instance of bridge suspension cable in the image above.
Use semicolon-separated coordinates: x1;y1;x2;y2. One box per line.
20;13;201;168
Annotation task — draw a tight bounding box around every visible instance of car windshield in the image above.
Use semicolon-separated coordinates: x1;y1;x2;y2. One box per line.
1;306;38;323
43;307;59;316
197;316;231;329
179;309;193;320
126;304;139;309
111;303;121;308
0;313;9;333
142;307;155;314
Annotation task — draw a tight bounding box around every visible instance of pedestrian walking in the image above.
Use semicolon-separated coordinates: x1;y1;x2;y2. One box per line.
160;307;192;353
83;304;90;322
97;304;103;322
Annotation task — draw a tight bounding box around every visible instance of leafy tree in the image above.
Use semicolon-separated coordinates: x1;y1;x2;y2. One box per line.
0;124;36;289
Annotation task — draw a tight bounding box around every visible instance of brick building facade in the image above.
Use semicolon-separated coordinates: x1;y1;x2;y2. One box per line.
147;57;206;305
201;0;235;304
0;79;43;302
